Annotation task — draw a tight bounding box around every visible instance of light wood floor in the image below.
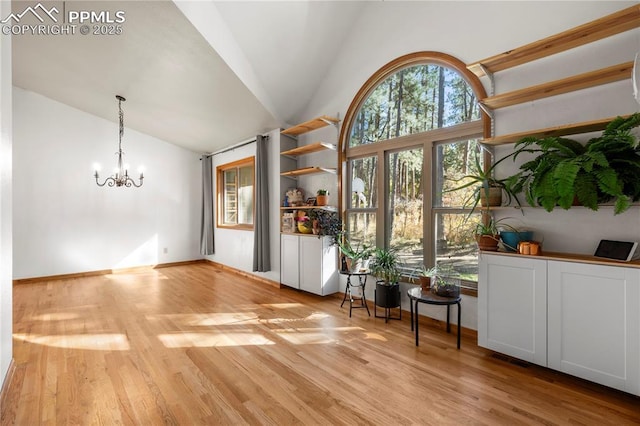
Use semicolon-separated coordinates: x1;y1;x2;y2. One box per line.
2;263;639;425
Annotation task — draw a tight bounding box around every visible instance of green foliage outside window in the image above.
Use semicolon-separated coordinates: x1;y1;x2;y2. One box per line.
350;65;480;147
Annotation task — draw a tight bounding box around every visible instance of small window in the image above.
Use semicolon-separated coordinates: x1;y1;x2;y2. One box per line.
217;157;254;229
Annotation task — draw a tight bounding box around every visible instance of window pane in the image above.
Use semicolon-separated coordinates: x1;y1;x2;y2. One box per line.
350;156;377;208
387;148;423;274
217;156;255;229
223;169;237;224
350;65;480;147
238;165;254;225
346;212;376;249
434;139;482;208
435;212;481;282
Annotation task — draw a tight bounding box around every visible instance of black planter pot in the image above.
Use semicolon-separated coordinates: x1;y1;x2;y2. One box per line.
375;281;400;308
374;281;401;322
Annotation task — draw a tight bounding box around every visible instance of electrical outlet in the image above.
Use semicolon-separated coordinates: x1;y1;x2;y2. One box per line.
163;247;168;254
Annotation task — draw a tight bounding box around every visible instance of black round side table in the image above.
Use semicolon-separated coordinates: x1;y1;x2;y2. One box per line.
408;286;461;349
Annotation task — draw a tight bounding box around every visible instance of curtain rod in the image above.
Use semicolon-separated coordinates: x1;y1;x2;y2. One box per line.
201;134;270;159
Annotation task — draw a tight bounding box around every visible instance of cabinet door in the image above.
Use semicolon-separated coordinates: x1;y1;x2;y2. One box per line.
299;236;323;295
280;234;299;288
320;237;338;295
478;253;547;366
548;261;640;395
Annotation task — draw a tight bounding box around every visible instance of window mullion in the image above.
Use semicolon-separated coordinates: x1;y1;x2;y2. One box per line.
377;150;385;250
424;140;434;269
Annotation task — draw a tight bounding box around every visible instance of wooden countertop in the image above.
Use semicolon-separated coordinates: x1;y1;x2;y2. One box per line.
480;250;640;269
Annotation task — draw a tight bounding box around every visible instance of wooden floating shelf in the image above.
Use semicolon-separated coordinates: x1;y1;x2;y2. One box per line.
280;142;336;156
280;167;337;177
280;206;337;211
484;250;640;269
481;115;628;146
279;231;324;237
481;62;633;110
281;116;340;136
467;4;640;77
478;206;523;210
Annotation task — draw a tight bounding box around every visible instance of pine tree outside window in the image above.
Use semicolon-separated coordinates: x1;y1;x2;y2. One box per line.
341;53;488;288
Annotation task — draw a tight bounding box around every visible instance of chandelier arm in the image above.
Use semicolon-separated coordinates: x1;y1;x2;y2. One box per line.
128;176;144;188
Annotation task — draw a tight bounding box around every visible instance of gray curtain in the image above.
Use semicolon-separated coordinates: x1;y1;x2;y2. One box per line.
253;135;270;271
200;155;215;255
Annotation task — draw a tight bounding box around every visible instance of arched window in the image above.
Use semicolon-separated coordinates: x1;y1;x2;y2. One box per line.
350;63;480;146
339;52;488;286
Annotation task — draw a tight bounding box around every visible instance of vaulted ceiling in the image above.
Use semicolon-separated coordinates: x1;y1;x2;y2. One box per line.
11;0;367;153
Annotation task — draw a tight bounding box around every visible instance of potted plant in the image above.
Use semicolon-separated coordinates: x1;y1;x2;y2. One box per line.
313;209;341;244
509;113;640;214
337;233;373;272
316;189;330;206
431;275;462;298
445;151;522;216
410;265;439;290
475;217;500;251
370;247;403;311
498;221;534;252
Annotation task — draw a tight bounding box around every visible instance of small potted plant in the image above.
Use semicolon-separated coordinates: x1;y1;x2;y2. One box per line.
445;151;521;217
431;275;461;298
475;217;500;251
337;233;373;272
316;189;330;206
498;223;534;252
410;265;439;290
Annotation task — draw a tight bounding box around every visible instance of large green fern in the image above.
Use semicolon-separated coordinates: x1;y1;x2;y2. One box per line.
510;112;640;214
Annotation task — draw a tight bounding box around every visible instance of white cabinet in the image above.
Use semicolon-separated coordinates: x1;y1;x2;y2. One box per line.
280;234;338;296
479;252;640;396
547;261;640;395
478;253;547;366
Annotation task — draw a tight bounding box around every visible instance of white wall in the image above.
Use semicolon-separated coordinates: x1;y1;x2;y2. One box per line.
0;0;13;390
205;128;281;284
300;1;639;330
12;88;202;279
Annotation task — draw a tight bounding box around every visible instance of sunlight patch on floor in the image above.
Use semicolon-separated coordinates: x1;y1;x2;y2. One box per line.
259;303;304;309
304;312;330;321
13;333;130;350
157;332;275;348
273;326;364;345
363;332;388;341
30;312;80;321
146;312;259;326
146;311;331;327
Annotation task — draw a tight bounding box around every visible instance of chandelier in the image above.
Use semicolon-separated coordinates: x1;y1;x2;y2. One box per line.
94;95;144;188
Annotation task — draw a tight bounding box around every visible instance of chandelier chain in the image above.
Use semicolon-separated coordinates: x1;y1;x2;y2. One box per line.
118;96;124;153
